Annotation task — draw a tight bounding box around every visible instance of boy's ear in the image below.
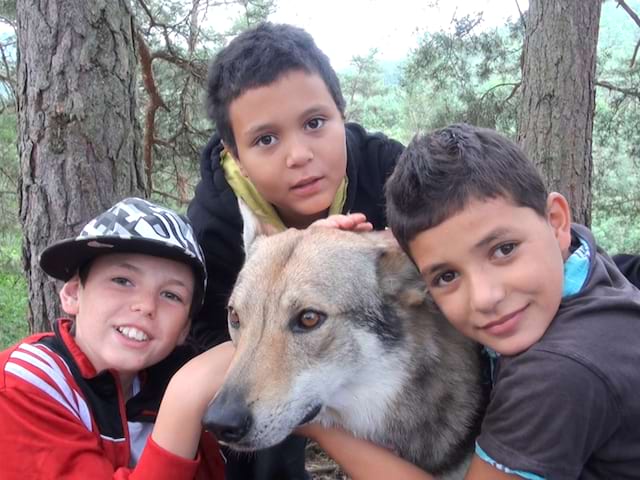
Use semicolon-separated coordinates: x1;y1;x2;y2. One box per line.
546;192;572;253
238;199;280;254
59;276;81;315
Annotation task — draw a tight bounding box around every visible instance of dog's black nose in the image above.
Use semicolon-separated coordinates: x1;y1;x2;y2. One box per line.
202;388;253;443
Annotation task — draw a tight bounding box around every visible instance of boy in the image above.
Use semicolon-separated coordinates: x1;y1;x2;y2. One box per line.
297;124;640;479
187;21;403;479
0;197;234;479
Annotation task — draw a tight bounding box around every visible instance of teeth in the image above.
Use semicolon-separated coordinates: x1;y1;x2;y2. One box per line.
117;326;149;342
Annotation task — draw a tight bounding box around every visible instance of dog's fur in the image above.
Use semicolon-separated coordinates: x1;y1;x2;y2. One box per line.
203;210;487;478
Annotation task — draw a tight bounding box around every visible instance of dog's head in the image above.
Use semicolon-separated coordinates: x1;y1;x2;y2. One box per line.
203;205;433;450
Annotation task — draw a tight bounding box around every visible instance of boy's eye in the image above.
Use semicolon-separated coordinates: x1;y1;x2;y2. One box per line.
112;277;132;287
494;242;517;259
433;271;458;287
162;291;184;303
255;134;277;147
305;117;325;130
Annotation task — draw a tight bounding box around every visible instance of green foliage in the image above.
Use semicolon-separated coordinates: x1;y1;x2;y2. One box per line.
401;14;524;135
338;14;525;143
340;51;407;142
590;0;640;254
0;0;16;20
0;232;28;349
0;111;19;232
227;0;276;32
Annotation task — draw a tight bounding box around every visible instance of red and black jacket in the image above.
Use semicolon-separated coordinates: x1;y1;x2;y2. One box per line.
0;319;224;480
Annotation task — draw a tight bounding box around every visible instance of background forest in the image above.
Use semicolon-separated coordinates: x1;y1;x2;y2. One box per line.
0;0;638;348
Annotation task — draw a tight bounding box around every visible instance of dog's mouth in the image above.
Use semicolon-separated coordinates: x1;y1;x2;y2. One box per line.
297;404;322;426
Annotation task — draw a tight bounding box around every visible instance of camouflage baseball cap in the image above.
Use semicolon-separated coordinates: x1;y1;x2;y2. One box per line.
39;197;207;309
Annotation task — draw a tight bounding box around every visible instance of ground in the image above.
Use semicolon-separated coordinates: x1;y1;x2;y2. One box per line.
306;442;347;479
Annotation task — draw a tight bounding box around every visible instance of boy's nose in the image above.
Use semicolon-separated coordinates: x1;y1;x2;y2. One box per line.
285;135;313;168
469;271;505;313
131;292;156;317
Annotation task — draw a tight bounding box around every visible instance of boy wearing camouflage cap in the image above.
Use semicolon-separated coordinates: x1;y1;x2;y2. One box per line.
0;197;233;479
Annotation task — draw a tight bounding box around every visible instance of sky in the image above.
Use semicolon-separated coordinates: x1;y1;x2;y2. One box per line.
269;0;529;69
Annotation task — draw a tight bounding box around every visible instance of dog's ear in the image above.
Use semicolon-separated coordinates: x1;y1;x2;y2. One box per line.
368;231;430;308
238;199;280;253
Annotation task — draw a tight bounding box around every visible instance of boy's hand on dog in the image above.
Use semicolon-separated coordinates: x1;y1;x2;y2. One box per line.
311;213;373;232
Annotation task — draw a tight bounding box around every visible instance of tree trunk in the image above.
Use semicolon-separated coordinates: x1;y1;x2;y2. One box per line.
517;0;602;226
16;0;145;333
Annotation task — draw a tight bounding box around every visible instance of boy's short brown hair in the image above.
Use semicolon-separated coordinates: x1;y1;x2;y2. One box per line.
385;123;548;254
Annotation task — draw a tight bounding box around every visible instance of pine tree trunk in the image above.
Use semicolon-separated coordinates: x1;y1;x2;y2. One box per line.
518;0;602;226
16;0;145;333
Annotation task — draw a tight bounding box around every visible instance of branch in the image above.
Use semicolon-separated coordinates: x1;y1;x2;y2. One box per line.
136;0;158;26
151;51;207;85
480;82;521;102
596;80;640;100
631;39;640;69
151;188;189;205
136;30;169;192
514;0;526;30
616;0;640;29
0;165;18;188
188;0;201;55
0;16;16;29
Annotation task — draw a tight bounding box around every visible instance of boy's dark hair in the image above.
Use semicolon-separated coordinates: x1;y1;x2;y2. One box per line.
386;123;548;254
207;22;346;154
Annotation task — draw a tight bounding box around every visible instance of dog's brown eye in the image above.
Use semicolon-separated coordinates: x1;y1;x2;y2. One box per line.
228;306;240;329
297;310;324;330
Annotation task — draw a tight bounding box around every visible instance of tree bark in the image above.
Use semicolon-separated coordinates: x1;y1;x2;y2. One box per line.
517;0;602;226
16;0;145;333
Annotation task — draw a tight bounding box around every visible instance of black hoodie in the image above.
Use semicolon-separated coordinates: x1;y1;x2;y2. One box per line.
187;123;404;348
612;253;640;289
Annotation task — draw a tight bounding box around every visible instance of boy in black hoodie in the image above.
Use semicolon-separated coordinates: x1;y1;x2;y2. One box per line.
187;22;403;480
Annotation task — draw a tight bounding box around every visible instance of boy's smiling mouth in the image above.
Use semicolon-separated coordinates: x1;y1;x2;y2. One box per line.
116;326;150;342
480;305;528;336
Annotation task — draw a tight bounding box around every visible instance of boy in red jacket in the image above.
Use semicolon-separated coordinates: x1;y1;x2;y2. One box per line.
0;197;233;479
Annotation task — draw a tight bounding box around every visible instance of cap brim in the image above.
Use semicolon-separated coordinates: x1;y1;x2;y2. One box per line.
39;236;206;287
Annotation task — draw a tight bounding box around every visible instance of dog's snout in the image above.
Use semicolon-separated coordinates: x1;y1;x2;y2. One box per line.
203;388;253;443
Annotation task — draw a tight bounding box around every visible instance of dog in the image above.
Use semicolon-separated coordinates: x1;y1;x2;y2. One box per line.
203;210;487;478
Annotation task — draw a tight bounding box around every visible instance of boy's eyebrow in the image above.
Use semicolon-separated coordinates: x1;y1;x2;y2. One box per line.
473;227;512;250
419;262;449;277
115;261;141;273
244;122;275;138
298;105;329;119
